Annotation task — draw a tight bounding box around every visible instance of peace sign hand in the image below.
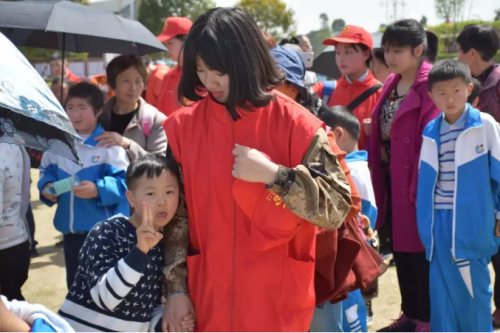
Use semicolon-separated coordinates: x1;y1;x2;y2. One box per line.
136;202;163;254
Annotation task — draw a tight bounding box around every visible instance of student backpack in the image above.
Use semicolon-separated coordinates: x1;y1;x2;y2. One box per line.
346;83;383;111
140;105;155;137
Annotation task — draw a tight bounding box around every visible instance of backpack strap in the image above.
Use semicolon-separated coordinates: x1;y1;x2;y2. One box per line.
141;105;155;137
347;83;383;111
322;80;337;105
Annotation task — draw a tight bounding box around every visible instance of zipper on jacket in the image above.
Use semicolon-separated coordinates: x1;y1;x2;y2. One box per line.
230;114;237;332
429;139;438;261
451;127;474;261
69;189;75;233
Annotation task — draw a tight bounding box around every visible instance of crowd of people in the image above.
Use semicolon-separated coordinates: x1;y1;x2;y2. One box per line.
1;5;500;333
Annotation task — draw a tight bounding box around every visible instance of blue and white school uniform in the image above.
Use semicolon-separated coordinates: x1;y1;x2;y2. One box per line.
417;105;500;332
346;150;378;228
340;151;377;333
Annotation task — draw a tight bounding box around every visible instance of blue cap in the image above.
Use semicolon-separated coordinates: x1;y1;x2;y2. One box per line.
270;46;307;98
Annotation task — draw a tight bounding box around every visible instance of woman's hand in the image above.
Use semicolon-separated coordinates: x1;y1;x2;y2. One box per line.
95;132;131;149
232;144;279;185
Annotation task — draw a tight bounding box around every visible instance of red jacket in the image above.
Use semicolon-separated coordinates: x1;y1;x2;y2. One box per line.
327;71;382;150
145;64;170;107
164;93;322;331
157;66;182;116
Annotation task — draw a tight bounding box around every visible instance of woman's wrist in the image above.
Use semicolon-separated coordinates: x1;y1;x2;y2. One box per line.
122;137;131;149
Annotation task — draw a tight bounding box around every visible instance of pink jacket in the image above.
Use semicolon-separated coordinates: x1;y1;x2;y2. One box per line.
369;61;440;253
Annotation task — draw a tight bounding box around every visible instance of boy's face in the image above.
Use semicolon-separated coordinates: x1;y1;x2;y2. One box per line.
429;78;473;122
66;97;100;135
126;169;179;230
335;43;369;76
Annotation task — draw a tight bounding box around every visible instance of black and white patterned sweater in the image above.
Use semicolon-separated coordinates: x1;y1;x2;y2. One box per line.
58;216;164;332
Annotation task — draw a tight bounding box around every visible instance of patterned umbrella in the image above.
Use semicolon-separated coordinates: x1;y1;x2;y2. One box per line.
0;32;82;165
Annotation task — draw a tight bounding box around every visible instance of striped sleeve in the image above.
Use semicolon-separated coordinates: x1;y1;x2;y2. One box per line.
82;221;151;312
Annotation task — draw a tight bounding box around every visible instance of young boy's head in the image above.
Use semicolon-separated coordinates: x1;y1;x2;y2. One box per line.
126;153;180;230
467;78;482;108
320;106;360;154
457;25;499;75
66;82;104;135
428;59;473;122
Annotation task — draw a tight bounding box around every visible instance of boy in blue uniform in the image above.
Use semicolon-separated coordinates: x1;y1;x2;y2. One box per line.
38;83;130;289
417;59;500;332
321;106;378;332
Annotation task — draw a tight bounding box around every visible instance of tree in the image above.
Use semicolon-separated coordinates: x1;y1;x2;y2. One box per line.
331;19;346;35
236;0;296;39
435;0;465;22
420;15;428;26
320;13;329;30
495;9;500;21
138;0;215;36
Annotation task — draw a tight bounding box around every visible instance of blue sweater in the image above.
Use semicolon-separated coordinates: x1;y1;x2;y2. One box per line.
38;124;130;234
417;105;500;260
58;216;164;332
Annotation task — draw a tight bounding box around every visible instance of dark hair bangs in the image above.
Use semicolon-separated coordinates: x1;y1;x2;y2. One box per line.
428;59;472;91
178;7;285;121
126;153;181;190
382;27;421;49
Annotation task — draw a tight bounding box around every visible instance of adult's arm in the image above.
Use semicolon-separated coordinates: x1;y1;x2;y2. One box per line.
267;127;354;230
127;111;168;160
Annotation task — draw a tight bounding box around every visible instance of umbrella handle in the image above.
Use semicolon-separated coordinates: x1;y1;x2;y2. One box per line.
61;33;66;103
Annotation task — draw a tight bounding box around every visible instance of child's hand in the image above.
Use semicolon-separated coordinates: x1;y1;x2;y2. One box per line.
232;144;279;185
495;219;500;237
136;203;163;254
181;313;196;332
42;183;58;203
73;181;98;199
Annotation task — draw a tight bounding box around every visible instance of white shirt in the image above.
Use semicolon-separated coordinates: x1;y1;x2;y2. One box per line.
0;143;28;250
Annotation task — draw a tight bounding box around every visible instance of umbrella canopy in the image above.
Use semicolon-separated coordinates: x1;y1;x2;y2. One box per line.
0;32;82;164
311;32;383;79
0;0;167;55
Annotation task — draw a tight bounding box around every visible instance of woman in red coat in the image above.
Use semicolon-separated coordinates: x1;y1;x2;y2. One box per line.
161;7;353;332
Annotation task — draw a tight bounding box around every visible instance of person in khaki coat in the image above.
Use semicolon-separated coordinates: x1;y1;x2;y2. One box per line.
97;55;167;162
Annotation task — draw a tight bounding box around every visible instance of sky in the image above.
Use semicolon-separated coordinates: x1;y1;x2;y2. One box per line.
213;0;499;34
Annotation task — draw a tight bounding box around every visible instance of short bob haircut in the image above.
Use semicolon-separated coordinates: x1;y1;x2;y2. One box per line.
178;7;285;120
106;55;148;90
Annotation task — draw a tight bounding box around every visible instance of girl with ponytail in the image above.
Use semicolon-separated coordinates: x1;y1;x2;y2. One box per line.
368;19;440;332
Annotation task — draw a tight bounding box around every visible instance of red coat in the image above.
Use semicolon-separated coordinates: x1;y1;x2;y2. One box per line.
164;92;322;331
321;71;382;150
157;66;182;116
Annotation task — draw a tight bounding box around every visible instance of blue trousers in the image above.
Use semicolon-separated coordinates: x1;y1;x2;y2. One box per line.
310;301;343;332
342;289;367;332
430;210;492;332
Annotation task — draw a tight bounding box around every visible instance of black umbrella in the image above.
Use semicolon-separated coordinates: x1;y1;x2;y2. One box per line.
0;0;167;55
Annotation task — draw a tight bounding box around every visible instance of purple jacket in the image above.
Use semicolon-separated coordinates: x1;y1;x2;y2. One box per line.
478;64;500;122
368;61;440;253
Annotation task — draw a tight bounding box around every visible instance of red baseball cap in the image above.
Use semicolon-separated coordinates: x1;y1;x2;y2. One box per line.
157;17;193;43
323;25;373;50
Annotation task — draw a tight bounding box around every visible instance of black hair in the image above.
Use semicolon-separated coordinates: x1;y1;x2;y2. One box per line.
50;52;63;62
67;82;105;114
126;153;181;190
373;49;388;67
428;59;472;91
178;7;285;121
173;34;188;42
319;106;360;141
382;19;438;62
456;24;499;62
279;36;300;46
106;55;148;90
467;78;482;105
351;43;373;68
